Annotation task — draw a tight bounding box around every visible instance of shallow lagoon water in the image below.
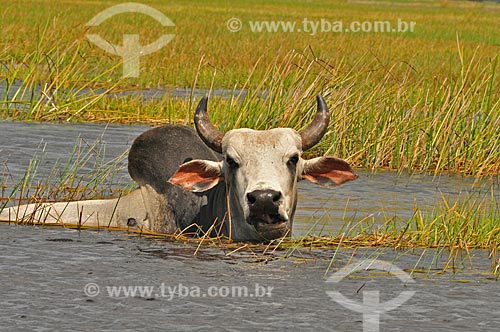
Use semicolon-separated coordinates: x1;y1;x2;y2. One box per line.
1;224;499;331
1;121;499;331
0;79;246;113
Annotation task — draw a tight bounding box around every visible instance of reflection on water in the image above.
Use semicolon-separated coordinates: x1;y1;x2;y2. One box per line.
0;121;498;236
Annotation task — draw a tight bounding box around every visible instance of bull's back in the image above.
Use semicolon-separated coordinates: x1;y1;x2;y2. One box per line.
128;125;220;193
128;125;221;230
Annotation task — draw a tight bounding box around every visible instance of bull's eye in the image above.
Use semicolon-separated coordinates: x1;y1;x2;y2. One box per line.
288;154;299;166
226;156;239;169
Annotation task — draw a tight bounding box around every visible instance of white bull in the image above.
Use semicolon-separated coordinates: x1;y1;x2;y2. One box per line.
0;95;357;241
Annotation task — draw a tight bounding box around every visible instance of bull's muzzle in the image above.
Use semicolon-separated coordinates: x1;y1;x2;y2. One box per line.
246;189;281;214
246;189;289;239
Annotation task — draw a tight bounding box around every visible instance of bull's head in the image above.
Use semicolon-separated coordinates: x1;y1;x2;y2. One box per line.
169;95;358;241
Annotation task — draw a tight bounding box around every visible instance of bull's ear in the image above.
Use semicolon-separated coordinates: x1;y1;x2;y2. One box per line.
302;157;358;187
168;160;223;192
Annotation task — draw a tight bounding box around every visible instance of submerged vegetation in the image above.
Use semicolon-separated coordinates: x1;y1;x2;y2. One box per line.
0;0;499;258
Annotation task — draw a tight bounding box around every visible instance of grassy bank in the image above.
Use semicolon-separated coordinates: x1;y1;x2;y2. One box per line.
2;45;499;176
1;0;499;176
2;0;500;87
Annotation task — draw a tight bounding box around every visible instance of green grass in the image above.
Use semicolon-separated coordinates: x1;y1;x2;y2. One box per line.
2;0;500;87
1;0;499;175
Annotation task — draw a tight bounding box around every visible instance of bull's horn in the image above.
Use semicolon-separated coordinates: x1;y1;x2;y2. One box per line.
194;97;224;153
300;95;330;151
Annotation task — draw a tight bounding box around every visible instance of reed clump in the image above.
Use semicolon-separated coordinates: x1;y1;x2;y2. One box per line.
2;43;499;176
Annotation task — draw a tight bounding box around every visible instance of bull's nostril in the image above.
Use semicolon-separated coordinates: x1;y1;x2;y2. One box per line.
247;193;257;205
247;190;281;209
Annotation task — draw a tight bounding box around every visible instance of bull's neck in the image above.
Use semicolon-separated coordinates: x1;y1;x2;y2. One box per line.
197;180;260;241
